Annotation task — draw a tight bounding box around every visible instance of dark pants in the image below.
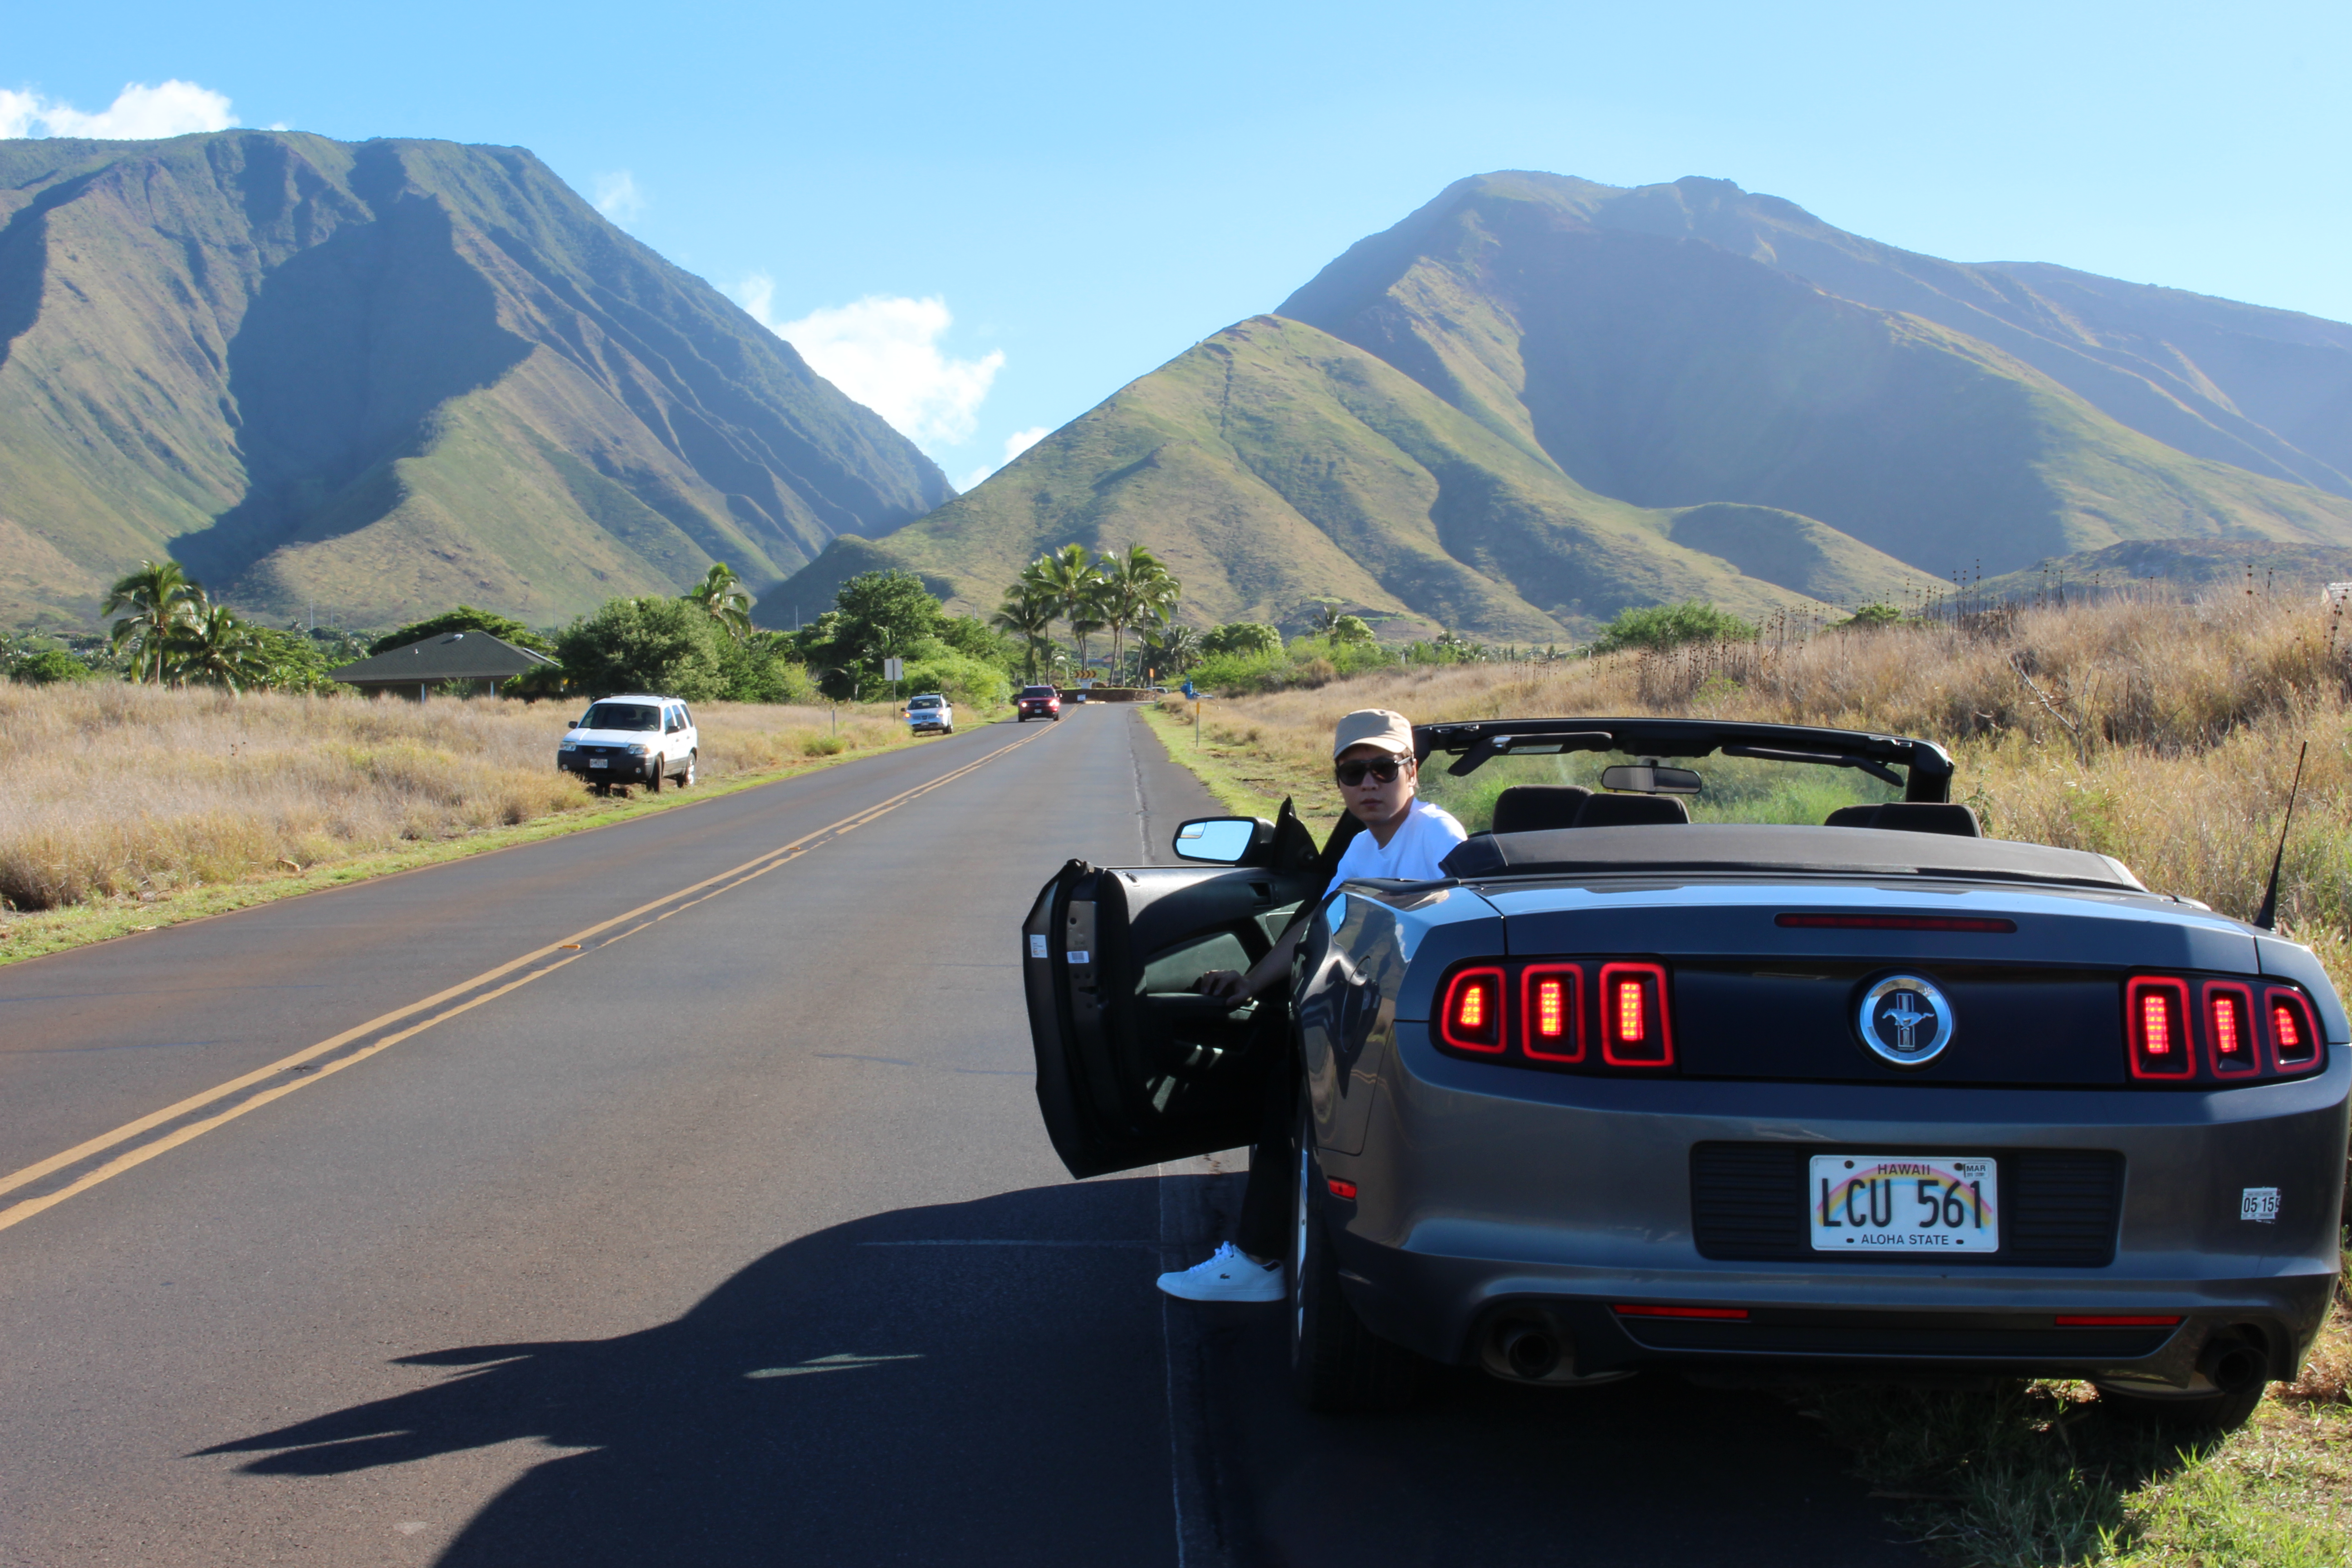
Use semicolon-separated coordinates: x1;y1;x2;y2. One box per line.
1234;1052;1298;1260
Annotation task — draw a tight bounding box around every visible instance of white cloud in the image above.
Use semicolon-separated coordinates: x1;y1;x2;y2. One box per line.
592;170;644;224
958;426;1051;492
3;80;235;140
0;91;39;140
731;278;1004;451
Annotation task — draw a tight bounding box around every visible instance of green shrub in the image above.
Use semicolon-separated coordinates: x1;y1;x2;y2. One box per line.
555;597;725;700
715;633;820;703
1589;600;1758;655
13;648;93;685
1200;622;1283;658
897;646;1011;709
803;735;846;756
1837;603;1904;630
1191;634;1396;695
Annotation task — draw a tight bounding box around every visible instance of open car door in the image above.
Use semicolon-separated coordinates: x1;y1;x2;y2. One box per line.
1023;802;1350;1179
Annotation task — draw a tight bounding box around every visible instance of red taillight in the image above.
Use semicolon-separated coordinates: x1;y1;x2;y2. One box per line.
1326;1178;1357;1200
1613;1303;1748;1320
2053;1314;2183;1327
1439;967;1505;1054
2125;976;2193;1078
1598;962;1673;1067
2267;986;2319;1067
1520;965;1584;1062
2204;982;2257;1075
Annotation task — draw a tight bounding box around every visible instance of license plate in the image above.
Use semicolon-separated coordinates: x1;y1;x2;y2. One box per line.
1809;1154;1998;1253
588;758;608;769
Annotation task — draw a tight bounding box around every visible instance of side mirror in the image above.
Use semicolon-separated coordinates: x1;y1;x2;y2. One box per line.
1173;816;1270;865
1600;762;1702;795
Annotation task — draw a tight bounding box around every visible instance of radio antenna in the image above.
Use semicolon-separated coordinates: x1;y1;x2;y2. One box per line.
2254;740;2309;931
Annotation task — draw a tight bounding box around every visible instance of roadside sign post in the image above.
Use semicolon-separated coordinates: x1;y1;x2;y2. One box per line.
882;656;905;711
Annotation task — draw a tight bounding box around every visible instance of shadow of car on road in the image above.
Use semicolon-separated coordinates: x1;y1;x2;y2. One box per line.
197;1179;1927;1567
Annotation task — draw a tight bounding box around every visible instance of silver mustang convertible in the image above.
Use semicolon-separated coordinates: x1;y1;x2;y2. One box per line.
1022;717;2348;1421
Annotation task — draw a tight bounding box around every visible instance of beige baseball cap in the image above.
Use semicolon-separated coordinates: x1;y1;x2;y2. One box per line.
1331;708;1415;760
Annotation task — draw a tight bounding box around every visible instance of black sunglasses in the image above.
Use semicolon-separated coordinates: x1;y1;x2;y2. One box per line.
1335;757;1406;786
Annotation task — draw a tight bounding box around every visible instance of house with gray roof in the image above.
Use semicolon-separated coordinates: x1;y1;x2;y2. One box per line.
329;632;556;700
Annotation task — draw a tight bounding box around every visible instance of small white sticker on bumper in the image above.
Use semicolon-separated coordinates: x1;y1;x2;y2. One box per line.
2241;1187;2282;1223
1029;934;1047;959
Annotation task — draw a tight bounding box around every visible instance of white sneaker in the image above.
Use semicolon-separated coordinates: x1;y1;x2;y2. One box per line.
1156;1242;1284;1303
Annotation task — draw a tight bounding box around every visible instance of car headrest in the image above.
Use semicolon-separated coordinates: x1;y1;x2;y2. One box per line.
1491;785;1592;835
1573;793;1691;828
1823;802;1981;838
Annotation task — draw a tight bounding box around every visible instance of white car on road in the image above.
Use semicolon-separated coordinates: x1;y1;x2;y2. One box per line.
906;693;955;735
559;695;699;794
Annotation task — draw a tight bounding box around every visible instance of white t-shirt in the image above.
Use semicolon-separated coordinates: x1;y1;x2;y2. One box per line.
1330;799;1468;884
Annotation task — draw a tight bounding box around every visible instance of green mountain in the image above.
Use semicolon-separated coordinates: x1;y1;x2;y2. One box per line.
771;172;2352;639
1535;176;2352;498
757;315;1928;641
0;131;950;627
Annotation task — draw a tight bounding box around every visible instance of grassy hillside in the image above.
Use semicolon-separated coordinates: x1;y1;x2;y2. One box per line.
0;132;951;627
1560;174;2352;497
757;316;1930;638
1279;172;2352;578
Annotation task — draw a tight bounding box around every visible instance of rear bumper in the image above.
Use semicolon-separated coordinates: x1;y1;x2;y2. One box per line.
1321;1030;2350;1387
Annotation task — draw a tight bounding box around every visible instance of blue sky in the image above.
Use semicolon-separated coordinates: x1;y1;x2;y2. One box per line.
8;0;2346;489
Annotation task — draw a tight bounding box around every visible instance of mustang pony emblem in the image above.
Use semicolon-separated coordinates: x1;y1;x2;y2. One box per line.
1858;975;1955;1068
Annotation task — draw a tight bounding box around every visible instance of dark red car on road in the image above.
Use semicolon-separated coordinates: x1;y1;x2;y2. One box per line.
1017;685;1062;722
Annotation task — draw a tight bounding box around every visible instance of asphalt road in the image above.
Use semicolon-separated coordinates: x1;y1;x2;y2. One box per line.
0;705;1928;1567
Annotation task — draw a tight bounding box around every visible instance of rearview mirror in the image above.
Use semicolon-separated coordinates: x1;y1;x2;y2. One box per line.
1600;762;1702;795
1173;817;1269;865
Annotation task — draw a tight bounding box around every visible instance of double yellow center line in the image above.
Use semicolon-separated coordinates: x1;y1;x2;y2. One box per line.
0;722;1055;1235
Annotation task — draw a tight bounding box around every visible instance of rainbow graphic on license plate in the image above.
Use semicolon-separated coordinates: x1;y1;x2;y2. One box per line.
1808;1155;1999;1253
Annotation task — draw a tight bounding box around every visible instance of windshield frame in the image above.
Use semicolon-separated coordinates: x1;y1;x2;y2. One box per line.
1414;716;1954;801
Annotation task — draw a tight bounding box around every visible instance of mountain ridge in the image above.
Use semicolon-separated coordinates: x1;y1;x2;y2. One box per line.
768;170;2352;637
0;130;950;626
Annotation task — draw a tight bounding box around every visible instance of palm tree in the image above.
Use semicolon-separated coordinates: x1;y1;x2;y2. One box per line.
1022;544;1105;664
1068;603;1107;676
1098;544;1180;683
1124;557;1180;679
1306;600;1346;638
1142;623;1198;681
991;589;1057;682
170;602;274;693
685;562;753;643
102;559;202;682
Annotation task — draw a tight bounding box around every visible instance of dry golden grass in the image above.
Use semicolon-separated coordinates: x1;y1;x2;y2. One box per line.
1165;591;2352;993
0;686;907;915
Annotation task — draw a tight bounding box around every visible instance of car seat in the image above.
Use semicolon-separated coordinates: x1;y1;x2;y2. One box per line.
1490;785;1591;834
1572;793;1691;828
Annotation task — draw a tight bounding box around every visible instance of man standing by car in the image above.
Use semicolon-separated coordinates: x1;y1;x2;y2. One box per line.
1156;709;1467;1302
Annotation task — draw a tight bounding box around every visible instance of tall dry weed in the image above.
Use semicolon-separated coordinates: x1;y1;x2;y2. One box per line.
0;686;902;913
1175;592;2352;989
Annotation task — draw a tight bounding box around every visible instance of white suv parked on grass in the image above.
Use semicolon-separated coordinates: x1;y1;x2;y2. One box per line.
558;695;699;794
